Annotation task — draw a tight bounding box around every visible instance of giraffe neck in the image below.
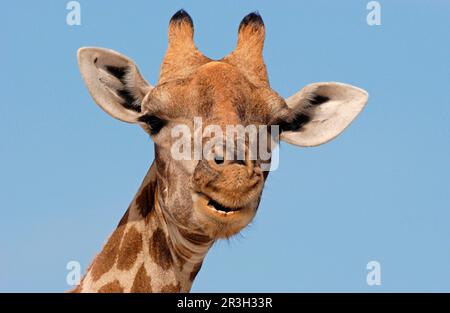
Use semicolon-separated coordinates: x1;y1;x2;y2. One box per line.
72;162;214;293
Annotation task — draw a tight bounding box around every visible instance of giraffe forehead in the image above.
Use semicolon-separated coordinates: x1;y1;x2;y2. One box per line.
194;61;250;83
148;61;274;124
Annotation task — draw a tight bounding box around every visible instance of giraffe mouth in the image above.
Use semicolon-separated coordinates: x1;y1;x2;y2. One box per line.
207;199;242;213
192;192;257;237
193;193;250;218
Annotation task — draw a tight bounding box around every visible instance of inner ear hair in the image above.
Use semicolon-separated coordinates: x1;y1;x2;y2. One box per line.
103;65;142;112
277;112;311;132
276;91;331;132
308;94;330;106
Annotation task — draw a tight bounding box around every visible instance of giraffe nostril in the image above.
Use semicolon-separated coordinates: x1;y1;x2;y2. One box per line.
214;156;224;165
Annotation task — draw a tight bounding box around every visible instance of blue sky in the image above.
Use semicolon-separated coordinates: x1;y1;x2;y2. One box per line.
1;0;449;292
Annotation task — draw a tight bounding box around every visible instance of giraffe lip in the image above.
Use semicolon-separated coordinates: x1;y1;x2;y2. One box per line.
193;192;257;224
207;199;242;213
194;192;246;216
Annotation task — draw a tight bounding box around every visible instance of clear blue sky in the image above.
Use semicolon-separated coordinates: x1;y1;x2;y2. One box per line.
1;0;449;292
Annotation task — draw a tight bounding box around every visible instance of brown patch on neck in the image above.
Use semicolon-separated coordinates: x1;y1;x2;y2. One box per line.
149;228;173;270
189;261;204;282
130;264;152;293
135;171;157;219
117;208;129;226
116;226;143;271
98;280;124;293
90;216;128;282
160;282;181;293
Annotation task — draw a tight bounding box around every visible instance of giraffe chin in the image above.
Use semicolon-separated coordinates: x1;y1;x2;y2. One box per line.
192;192;257;238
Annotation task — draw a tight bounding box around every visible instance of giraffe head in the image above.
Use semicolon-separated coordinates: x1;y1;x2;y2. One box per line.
77;10;368;239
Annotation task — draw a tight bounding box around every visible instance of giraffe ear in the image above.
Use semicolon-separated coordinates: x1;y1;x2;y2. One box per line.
278;82;368;147
77;47;153;123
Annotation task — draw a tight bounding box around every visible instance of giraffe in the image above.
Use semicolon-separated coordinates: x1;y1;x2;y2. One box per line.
73;10;368;293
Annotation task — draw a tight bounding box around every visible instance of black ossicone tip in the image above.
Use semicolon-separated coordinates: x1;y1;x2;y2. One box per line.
170;9;193;27
239;11;264;31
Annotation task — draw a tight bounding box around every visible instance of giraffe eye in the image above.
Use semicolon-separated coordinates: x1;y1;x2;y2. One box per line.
138;114;167;135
